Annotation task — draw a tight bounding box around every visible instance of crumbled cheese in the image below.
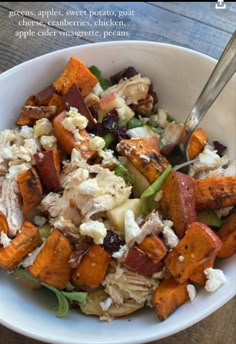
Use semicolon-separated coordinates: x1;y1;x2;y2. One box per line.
65;107;88;129
89;136;105;151
124;209;142;246
62;117;75;132
0;231;11;248
112;244;129;260
24;138;41;156
33;215;47;227
204;268;226;292
40;135;57;150
3;129;16;142
162;226;179;249
20;243;45;268
34;118;53;138
100;297;113;312
78;179;100;196
187;284;197;301
80;220;107;244
11;145;32;162
1;146;14;160
127;126;159;140
20;126;34;139
178;255;185;262
7;163;30;178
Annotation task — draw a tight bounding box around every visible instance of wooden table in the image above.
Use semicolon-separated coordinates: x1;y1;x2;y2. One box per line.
0;2;235;344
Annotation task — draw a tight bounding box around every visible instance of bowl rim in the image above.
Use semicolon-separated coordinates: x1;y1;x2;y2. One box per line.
0;40;235;344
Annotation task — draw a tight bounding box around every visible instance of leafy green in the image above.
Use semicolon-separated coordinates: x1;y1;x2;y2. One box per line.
89;65;111;90
15;268;87;318
114;162;134;185
197;210;224;228
103;133;116;149
140;165;172;216
127;117;146;129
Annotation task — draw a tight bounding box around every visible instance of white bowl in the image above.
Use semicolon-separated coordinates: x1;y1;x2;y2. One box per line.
0;41;235;344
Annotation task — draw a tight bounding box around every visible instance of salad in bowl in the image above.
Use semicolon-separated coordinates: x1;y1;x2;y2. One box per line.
0;55;235;323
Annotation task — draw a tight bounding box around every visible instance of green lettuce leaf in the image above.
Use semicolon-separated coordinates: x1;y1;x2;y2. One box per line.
15;268;87;318
89;65;111;90
140;165;172;216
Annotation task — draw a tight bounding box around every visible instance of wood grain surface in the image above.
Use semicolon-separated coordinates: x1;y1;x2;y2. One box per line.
0;2;235;344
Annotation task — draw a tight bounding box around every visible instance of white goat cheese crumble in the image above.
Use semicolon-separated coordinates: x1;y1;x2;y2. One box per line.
80;220;107;245
34;118;52;138
0;231;11;248
162;226;179;249
124;209;141;246
89;136;105;151
78;179;100;196
187;284;197;301
99;297;113;311
204;268;226;292
40;135;57;150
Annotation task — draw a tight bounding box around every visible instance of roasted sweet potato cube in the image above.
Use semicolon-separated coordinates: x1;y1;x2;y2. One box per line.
160;171;197;238
217;213;236;258
164;222;222;284
53;57;98;97
0;211;9;235
72;244;111;289
189;253;216;286
123;246;163;277
53;111;96;159
17;167;43;216
188;128;208;160
28;228;72;289
117;138;169;183
0;221;40;270
16;105;56;126
34;149;61;192
138;234;167;263
48;93;66;115
152;277;189;321
194;176;236;210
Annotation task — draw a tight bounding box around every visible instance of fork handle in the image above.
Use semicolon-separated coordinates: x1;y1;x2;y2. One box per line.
184;31;236;145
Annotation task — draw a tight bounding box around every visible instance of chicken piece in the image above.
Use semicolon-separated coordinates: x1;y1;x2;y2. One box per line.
101;74;151;105
103;264;158;305
0;177;23;237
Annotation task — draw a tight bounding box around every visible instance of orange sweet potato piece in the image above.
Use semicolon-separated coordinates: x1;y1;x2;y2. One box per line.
17;167;43;216
16;105;57;126
53;57;98;97
72;244;111;289
138;234;167;263
28;228;72;289
164;222;222;284
194;176;236;210
34;149;61;192
188;128;208;160
117;138;169;183
53;111;96;159
0;211;9;235
160;171;197;238
189;253;216;286
48;93;66;114
152;277;189;321
0;221;40;270
217;213;236;258
25;95;37;106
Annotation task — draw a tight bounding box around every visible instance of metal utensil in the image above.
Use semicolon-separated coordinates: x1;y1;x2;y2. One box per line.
172;31;236;171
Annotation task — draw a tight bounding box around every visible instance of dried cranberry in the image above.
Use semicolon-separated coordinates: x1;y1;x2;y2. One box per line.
110;67;138;85
213;140;227;157
102;110;119;133
116;127;128;140
103;230;125;254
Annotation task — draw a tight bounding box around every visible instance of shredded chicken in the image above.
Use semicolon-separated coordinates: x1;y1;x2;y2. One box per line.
103;265;159;305
101;74;151;105
0;176;23;236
